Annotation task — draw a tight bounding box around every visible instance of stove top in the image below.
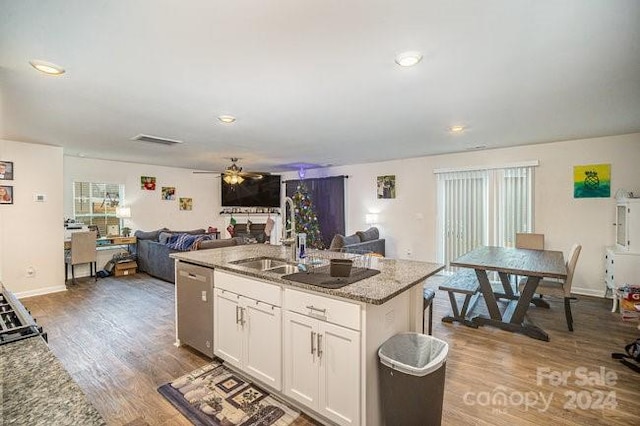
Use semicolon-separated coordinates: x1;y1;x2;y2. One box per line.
0;283;47;345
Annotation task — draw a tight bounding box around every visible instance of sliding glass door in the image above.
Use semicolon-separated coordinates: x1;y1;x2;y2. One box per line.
436;164;536;270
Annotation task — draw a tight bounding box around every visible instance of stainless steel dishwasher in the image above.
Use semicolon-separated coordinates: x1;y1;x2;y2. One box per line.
176;261;214;357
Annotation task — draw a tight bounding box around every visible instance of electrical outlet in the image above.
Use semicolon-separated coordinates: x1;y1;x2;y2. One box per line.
26;267;36;277
201;291;207;302
405;248;412;257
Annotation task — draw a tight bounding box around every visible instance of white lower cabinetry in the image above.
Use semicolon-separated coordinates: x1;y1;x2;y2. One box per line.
213;272;282;391
211;270;422;426
283;291;361;426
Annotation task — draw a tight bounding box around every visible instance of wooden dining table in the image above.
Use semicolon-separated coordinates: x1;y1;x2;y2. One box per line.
450;246;567;341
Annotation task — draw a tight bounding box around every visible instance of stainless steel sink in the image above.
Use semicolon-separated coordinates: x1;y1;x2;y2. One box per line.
230;257;301;274
266;264;301;275
231;257;289;270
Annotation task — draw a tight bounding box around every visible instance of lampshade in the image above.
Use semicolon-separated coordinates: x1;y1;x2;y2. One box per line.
365;214;378;225
116;206;131;218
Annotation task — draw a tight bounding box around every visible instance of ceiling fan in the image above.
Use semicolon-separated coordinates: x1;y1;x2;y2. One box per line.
193;158;269;184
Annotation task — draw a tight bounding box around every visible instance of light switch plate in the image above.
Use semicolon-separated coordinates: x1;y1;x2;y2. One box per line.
34;194;46;202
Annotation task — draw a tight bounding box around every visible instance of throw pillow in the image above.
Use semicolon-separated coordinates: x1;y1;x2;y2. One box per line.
329;233;361;251
356;227;379;242
158;232;173;245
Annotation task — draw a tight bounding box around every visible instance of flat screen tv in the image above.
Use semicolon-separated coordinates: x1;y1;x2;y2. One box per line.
221;175;281;207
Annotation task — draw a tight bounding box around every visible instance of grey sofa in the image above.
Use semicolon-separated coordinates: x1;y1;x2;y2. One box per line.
328;227;385;256
134;228;240;283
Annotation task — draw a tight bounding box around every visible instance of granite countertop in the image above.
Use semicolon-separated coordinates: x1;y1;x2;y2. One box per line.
0;336;105;426
171;245;444;304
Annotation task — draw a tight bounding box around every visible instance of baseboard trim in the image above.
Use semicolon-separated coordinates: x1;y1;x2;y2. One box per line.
16;285;67;299
572;287;606;298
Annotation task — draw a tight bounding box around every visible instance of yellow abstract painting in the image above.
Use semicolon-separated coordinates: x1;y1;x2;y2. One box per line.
574;164;610;198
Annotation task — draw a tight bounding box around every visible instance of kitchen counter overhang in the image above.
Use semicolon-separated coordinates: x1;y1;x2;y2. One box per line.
171;245;444;304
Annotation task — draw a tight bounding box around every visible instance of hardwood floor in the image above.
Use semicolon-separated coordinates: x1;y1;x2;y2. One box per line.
22;274;640;425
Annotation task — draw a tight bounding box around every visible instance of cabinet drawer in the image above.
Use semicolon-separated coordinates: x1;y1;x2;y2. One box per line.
284;288;360;331
214;270;281;307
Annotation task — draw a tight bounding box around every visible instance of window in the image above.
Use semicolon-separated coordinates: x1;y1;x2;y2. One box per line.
435;162;537;270
73;182;125;237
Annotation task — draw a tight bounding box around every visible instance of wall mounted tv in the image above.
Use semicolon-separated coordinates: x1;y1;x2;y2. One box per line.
221;175;281;207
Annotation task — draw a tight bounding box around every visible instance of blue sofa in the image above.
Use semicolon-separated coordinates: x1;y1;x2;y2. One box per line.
328;227;385;256
134;228;240;283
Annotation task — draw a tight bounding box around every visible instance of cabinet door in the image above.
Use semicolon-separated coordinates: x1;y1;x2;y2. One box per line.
283;311;319;409
244;298;282;391
318;322;360;426
214;289;243;368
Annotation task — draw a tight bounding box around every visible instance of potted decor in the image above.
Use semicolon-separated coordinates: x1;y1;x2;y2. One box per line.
121;227;132;237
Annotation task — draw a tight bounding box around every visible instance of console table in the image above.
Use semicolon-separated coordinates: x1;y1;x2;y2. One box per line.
64;236;137;251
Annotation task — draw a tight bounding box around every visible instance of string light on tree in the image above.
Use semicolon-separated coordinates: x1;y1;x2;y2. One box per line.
291;182;325;249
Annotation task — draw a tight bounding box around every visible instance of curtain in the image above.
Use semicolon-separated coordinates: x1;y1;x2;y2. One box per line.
286;176;346;248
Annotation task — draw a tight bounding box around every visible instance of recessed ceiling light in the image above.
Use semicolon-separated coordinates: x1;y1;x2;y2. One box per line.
448;125;466;134
29;60;66;76
218;115;236;124
395;51;423;67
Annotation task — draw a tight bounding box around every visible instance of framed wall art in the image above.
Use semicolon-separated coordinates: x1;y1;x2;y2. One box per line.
162;186;176;200
179;197;193;211
377;175;396;199
0;185;13;204
0;161;14;180
574;163;611;198
141;176;156;190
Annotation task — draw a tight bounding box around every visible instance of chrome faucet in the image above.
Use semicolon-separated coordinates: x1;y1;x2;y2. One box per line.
281;196;297;261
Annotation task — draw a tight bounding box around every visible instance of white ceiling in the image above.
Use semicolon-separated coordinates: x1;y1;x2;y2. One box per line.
1;0;639;173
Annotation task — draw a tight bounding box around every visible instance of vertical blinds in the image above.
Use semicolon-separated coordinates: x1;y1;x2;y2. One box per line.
436;164;536;269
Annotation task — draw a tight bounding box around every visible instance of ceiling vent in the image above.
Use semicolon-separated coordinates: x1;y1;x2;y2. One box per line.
131;134;183;146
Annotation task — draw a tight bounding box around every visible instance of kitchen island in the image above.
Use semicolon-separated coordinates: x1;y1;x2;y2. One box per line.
171;245;443;426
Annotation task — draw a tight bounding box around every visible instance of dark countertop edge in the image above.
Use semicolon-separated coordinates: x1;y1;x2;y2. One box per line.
172;253;445;305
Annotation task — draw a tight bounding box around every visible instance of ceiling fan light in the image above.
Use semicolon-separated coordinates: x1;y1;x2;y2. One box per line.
223;174;244;184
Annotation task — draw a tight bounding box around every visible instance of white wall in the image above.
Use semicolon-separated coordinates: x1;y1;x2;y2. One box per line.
0;140;64;297
292;133;640;297
3;134;638;297
64;157;224;233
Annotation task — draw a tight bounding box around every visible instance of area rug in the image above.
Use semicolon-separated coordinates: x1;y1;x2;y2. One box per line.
158;360;302;426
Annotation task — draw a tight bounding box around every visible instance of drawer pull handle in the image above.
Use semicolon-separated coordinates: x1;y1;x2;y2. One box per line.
311;331;316;355
317;333;323;358
306;305;326;314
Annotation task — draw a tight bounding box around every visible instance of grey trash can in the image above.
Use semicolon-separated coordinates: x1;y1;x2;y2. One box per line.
378;332;449;426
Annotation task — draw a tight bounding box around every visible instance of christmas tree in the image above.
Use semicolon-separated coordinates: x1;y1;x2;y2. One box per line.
291;182;325;249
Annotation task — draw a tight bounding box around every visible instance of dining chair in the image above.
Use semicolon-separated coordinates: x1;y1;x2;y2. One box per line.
65;231;98;284
520;243;582;331
515;233;545;250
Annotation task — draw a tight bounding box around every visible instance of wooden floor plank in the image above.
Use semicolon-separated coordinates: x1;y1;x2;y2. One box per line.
20;273;640;425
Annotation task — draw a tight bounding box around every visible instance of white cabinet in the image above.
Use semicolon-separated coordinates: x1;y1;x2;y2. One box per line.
214;271;282;390
605;247;640;312
283;289;360;426
616;198;640;251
